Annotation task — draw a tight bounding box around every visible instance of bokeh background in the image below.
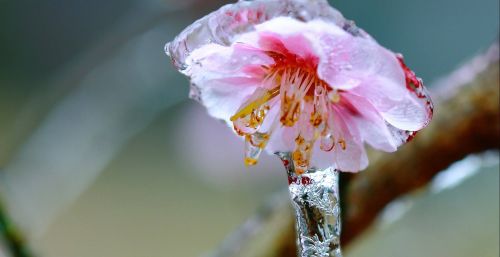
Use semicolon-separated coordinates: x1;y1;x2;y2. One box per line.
0;0;498;256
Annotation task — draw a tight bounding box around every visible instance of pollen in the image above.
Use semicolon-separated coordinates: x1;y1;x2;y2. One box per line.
338;139;346;150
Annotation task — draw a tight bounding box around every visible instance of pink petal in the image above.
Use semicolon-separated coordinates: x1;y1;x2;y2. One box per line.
333;137;369;172
341;93;399;152
316;31;404;92
265;124;297;154
196;78;257;122
351;77;429;131
378;93;430;131
187;43;273;76
310;136;369;172
310;107;369;172
257;32;318;62
331;108;369;172
255;17;324;59
187;43;272;122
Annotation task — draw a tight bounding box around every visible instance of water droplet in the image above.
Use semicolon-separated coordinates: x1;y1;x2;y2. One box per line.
320;134;335;152
328;91;341;103
314;85;325;96
243;132;270;166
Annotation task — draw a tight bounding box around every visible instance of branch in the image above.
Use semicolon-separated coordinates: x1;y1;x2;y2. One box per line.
210;41;500;257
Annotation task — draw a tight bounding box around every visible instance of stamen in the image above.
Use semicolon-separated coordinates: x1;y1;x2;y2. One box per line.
280;93;301;127
280;70;315;127
242;101;281;167
310;85;327;129
292;134;314;174
338;138;346;150
230;87;279;122
231;63;345;171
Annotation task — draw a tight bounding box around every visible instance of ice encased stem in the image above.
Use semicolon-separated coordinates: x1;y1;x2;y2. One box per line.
278;152;342;257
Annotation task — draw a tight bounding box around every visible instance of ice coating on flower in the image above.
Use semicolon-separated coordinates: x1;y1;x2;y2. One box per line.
166;0;433;173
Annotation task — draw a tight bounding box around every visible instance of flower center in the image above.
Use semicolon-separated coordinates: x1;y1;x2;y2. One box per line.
230;64;343;173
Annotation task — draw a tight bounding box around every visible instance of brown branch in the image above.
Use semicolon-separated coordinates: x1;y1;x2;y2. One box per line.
211;41;499;257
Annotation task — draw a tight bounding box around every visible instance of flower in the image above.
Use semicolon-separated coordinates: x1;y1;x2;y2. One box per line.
166;0;433;173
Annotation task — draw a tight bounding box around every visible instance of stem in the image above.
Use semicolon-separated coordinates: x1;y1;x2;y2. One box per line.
277;152;342;257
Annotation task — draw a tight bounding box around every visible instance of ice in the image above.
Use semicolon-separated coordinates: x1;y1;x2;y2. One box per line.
166;0;363;73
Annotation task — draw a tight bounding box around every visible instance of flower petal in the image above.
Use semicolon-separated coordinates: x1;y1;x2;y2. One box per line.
316;30;404;92
351;77;429;131
265;124;297;154
195;78;257;122
310;107;368;172
333;138;369;172
331;108;369;172
187;43;272;121
187;43;273;76
341;93;399;152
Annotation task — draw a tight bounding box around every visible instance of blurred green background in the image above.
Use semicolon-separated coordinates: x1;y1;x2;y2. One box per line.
0;0;498;256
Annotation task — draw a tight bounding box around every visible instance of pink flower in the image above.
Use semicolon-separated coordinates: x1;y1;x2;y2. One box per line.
166;0;433;173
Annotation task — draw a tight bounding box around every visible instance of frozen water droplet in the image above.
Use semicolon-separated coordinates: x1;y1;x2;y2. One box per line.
320;134;335;152
244;132;269;166
314;85;325;96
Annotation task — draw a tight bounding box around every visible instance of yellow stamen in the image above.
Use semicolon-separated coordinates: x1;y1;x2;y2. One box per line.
231;64;345;169
338;139;346;150
292;135;313;175
230;87;280;122
281;94;301;127
310;111;323;127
